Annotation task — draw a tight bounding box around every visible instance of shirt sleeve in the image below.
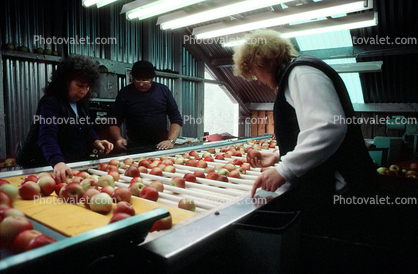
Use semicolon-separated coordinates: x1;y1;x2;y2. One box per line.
165;87;183;126
111;88;127;127
37;98;66;167
276;65;347;182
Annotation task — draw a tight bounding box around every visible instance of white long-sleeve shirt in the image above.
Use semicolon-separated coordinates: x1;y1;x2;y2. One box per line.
275;65;348;188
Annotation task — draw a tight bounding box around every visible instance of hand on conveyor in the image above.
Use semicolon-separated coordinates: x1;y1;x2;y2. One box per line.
251;168;286;197
156;140;174;150
248;152;280;168
53;162;73;184
94;139;114;154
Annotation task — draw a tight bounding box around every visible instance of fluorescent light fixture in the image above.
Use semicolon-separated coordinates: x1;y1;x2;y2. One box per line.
158;0;293;30
83;0;117;7
329;61;383;73
194;0;373;39
121;0;206;21
222;11;377;47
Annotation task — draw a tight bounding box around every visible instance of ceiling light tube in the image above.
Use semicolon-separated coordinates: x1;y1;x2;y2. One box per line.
194;0;373;39
121;0;206;21
83;0;101;7
96;0;118;8
159;0;293;30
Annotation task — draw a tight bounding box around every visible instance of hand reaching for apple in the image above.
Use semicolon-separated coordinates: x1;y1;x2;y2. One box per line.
157;140;174;150
54;162;73;184
251;168;286;197
248;152;280;168
94;140;114;154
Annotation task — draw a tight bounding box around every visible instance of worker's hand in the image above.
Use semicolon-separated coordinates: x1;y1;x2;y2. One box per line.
114;138;127;150
157;140;174;150
94;140;114;154
251;168;286;197
248;152;280;168
53;162;72;184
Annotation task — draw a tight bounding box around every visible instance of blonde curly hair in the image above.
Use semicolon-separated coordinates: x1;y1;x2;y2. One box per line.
233;30;298;80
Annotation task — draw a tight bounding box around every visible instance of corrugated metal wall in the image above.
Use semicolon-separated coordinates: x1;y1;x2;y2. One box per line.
0;0;202;158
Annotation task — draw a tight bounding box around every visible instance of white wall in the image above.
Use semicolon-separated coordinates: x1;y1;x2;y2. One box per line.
204;71;239;137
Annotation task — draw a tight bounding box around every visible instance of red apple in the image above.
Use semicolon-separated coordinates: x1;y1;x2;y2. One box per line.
139;186;159;201
215;155;225;160
178;198;196;212
206;171;219;180
13;229;43;254
169;177;186;188
130;177;143;184
108;213;132;224
228;170;241;178
196;160;208;168
98;174;115;188
123;158;134;165
111;187;131;203
186;159;197;167
0;208;24;219
174;157;186;165
113;201;135;216
207;148;216;154
204;156;214;162
201;152;211;158
409;162;418;171
138;160;150;168
0;179;10;186
193;170;205;178
241;163;251;170
129;181;145;197
55;183;66;197
149;181;164;192
124;165;140;178
80;178;99;191
25;234;57;251
109;159;120;166
61;183;85;204
203;167;215;174
182;154;190;159
150;167;163;176
189;151;198;157
117;162;127;169
37;172;53;179
157;163;167;170
183;173;197;183
233;158;244;166
90;193;113;214
223;163;236;172
107;170;120;181
217;175;229;182
0;216;33;248
100;185;115;196
0;184;18;202
81;188;100;209
21;175;38;185
162;159;174;166
0;191;13;207
150;213;172;232
97;163;108;171
76;171;90;179
138;166;148;174
37;176;56;196
163;165;176;173
232;151;242;157
18;182;41;200
69;176;83;184
105;165;119;172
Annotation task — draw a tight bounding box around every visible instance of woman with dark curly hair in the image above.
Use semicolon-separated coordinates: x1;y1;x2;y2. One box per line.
17;55;113;183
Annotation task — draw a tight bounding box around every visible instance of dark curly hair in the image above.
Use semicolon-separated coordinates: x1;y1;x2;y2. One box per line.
44;55;100;104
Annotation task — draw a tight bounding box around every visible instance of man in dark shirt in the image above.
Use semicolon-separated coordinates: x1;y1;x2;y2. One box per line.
110;60;183;150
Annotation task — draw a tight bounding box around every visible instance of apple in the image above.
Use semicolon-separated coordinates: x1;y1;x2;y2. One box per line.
137;157;147;162
150;212;172;232
241;163;251;170
0;184;18;202
149;181;164;192
193;170;205;178
21;175;38;185
80;178;99;191
407;174;417;179
13;230;43;254
37;176;56;196
129;181;145;197
0;191;13;207
72;170;81;177
222;153;231;158
234;167;246;175
117;162;127;169
138;160;150;168
90;174;100;182
100;185;115;196
124;165;140;178
37;172;54;180
0;179;10;186
97;163;108;171
150;167;163;176
113;201;135;216
77;171;90;179
178;198;196;212
409;162;418;171
61;183;84;204
182;154;190;159
105;165;119;172
214;164;223;171
389;164;401;172
233;158;244;166
189;150;198;157
206;171;219;180
232;151;242;157
130;177;143;184
405;170;418;177
217;168;230;176
201;152;211;158
163;165;176;173
223;163;236;172
55;183;66;197
174;157;186;165
111;187;131;203
207;148;216;154
107;170;120;181
247;149;262;160
90;193;113;214
204;167;215;174
140;186;159;201
19;181;41;200
0;216;33;248
215;155;225;160
186;159;197;167
148;163;158;169
25;234;57;251
0;208;25;219
138;166;148;174
228;170;241;178
69;176;83;184
170;177;186;189
204;156;214;162
183;173;197;183
217;175;229;182
109;159;119;166
123;158;134;165
196;160;208;168
81;188;100;209
162;159;174;166
152;160;161;166
108;213;132;224
157;163;167;170
98;174;115;188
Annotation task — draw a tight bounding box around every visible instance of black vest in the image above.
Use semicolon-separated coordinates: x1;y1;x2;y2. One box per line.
273;55;376;191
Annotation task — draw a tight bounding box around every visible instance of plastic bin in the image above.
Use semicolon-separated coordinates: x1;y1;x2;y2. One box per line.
231;210;301;274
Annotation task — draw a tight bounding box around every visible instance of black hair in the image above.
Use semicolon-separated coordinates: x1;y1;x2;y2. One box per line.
132;60;156;79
